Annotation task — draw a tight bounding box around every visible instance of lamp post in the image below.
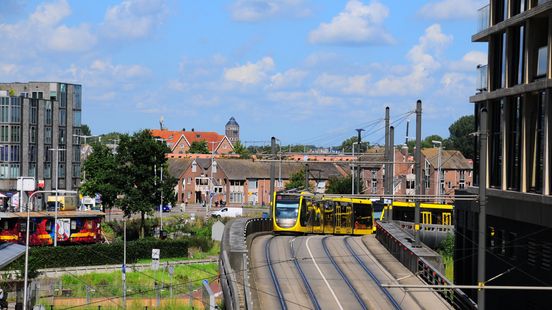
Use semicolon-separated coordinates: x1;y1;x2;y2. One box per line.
23;189;76;310
50;148;65;247
73;134;98;182
432;140;442;202
208;141;218;214
352;142;359;195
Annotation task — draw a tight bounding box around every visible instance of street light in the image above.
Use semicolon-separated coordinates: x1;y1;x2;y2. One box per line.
73;134;99;182
50;148;66;247
208;141;218;213
23;189;77;310
432;140;442;202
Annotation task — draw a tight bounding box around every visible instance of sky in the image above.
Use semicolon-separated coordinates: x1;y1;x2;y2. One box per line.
0;0;487;148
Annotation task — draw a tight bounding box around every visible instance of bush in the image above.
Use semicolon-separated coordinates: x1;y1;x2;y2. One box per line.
5;237;213;273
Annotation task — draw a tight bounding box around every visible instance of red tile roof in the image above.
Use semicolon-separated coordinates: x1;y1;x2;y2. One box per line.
151;129;226;152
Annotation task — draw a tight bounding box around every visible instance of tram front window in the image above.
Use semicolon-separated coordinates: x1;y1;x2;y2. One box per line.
275;201;299;228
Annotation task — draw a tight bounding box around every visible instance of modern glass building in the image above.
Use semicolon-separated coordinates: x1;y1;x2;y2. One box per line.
455;1;552;309
0;82;82;201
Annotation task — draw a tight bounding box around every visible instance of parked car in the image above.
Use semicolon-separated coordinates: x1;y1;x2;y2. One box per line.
156;204;172;212
211;207;243;218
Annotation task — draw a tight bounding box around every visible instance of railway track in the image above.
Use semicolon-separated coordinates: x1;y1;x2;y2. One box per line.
321;236;368;310
290;238;321;310
265;236;287;310
344;237;402;310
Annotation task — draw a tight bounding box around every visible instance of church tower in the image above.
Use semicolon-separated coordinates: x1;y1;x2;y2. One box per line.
225;117;240;145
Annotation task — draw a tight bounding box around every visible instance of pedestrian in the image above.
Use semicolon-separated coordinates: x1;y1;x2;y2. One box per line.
0;288;7;310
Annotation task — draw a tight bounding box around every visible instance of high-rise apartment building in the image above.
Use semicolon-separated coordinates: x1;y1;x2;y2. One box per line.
455;1;552;308
0;82;82;199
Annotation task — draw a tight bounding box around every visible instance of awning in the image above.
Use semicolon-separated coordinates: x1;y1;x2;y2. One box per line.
0;243;25;269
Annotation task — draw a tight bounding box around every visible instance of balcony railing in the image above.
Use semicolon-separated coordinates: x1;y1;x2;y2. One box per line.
476;64;488;92
477;4;490;33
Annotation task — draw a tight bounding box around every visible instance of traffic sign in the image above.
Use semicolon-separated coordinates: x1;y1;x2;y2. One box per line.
152;249;160;259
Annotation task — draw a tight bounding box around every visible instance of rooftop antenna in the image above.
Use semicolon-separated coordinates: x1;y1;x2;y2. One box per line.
159;116;164;130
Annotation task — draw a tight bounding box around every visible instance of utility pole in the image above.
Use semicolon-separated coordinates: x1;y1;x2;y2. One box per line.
305;163;309;191
269;137;276;215
478;107;488;310
123;217;127;310
432;140;443;203
414;100;422;247
389;126;394;222
352;142;359;195
355;128;365;194
384;107;390;196
160;167;163;231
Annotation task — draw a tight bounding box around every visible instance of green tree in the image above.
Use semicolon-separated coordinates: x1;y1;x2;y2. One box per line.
326;175;353;194
188;140;210;154
285;168;309;191
445;115;475;159
424;134;443;145
407;135;439;153
81;124;91;136
116;130;177;238
232;140;250;158
81;143;121;213
335;136;368;153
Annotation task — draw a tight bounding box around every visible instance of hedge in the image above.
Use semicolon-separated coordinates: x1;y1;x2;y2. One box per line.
6;236;212;272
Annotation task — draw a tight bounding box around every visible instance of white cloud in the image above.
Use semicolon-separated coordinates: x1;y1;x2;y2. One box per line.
67;59;151;89
0;63;18;75
418;0;486;20
270;69;307;89
0;0;97;56
449;51;487;71
102;0;168;39
48;24;97;52
224;57;275;84
230;0;310;22
309;0;394;45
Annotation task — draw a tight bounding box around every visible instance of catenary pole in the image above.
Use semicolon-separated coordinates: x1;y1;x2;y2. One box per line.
478;107;488;310
355;129;364;193
414;100;422;247
269;137;276;215
384;107;390;196
389;126;394;222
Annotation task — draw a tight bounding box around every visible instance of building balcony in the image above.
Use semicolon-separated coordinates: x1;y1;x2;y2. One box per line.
477;4;490;33
476;64;488;93
536;46;548;79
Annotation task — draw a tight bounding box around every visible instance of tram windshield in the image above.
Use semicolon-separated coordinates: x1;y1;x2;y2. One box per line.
275;201;299;219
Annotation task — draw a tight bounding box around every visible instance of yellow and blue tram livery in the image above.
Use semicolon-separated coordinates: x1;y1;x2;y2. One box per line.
272;191;374;235
381;201;453;225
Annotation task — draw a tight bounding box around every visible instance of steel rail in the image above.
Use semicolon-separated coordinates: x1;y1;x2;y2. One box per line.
290;238;321;310
344;237;402;310
321;236;368;310
265;236;288;310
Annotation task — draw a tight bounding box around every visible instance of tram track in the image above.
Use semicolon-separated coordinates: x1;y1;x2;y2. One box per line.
321;236;368;310
290;238;321;310
344;237;402;310
265;236;288;310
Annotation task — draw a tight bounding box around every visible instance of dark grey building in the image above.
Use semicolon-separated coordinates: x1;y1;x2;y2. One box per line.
455;1;552;309
225;117;239;145
0;82;82;198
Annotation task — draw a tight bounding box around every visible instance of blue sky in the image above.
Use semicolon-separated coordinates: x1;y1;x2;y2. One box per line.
0;0;487;147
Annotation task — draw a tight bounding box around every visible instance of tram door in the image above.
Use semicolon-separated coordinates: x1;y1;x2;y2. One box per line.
323;201;335;234
442;212;452;225
312;202;324;234
335;202;352;235
353;202;372;235
421;211;432;224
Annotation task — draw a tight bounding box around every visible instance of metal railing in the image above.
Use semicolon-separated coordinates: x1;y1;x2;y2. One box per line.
477;4;490;33
476;64;488;93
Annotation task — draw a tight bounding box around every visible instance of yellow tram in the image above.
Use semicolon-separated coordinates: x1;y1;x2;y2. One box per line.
380;201;453;225
272;192;374;235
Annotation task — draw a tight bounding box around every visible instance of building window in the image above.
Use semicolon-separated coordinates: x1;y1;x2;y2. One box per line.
9;145;19;162
60;84;66;108
489;100;503;188
45;101;52;125
527;92;545;193
73;164;80;177
510;25;525;86
59;109;66;126
44;163;51;179
10;164;19;178
10;99;21;123
73;146;80;162
536;46;548;78
73;85;82;109
0;164;7;179
507;97;522;191
29;126;37;144
0;102;7;122
10;125;20;143
45;127;52;144
28;163;36;178
0;145;7;161
73;110;81;127
0;126;8;142
29;145;37;162
59;128;66;144
192;161;197;172
212;161;217;173
58;163;65;178
30;101;38;124
248;179;258;189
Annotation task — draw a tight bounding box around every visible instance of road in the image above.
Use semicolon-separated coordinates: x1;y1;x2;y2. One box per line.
104;204;268;221
250;234;452;310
